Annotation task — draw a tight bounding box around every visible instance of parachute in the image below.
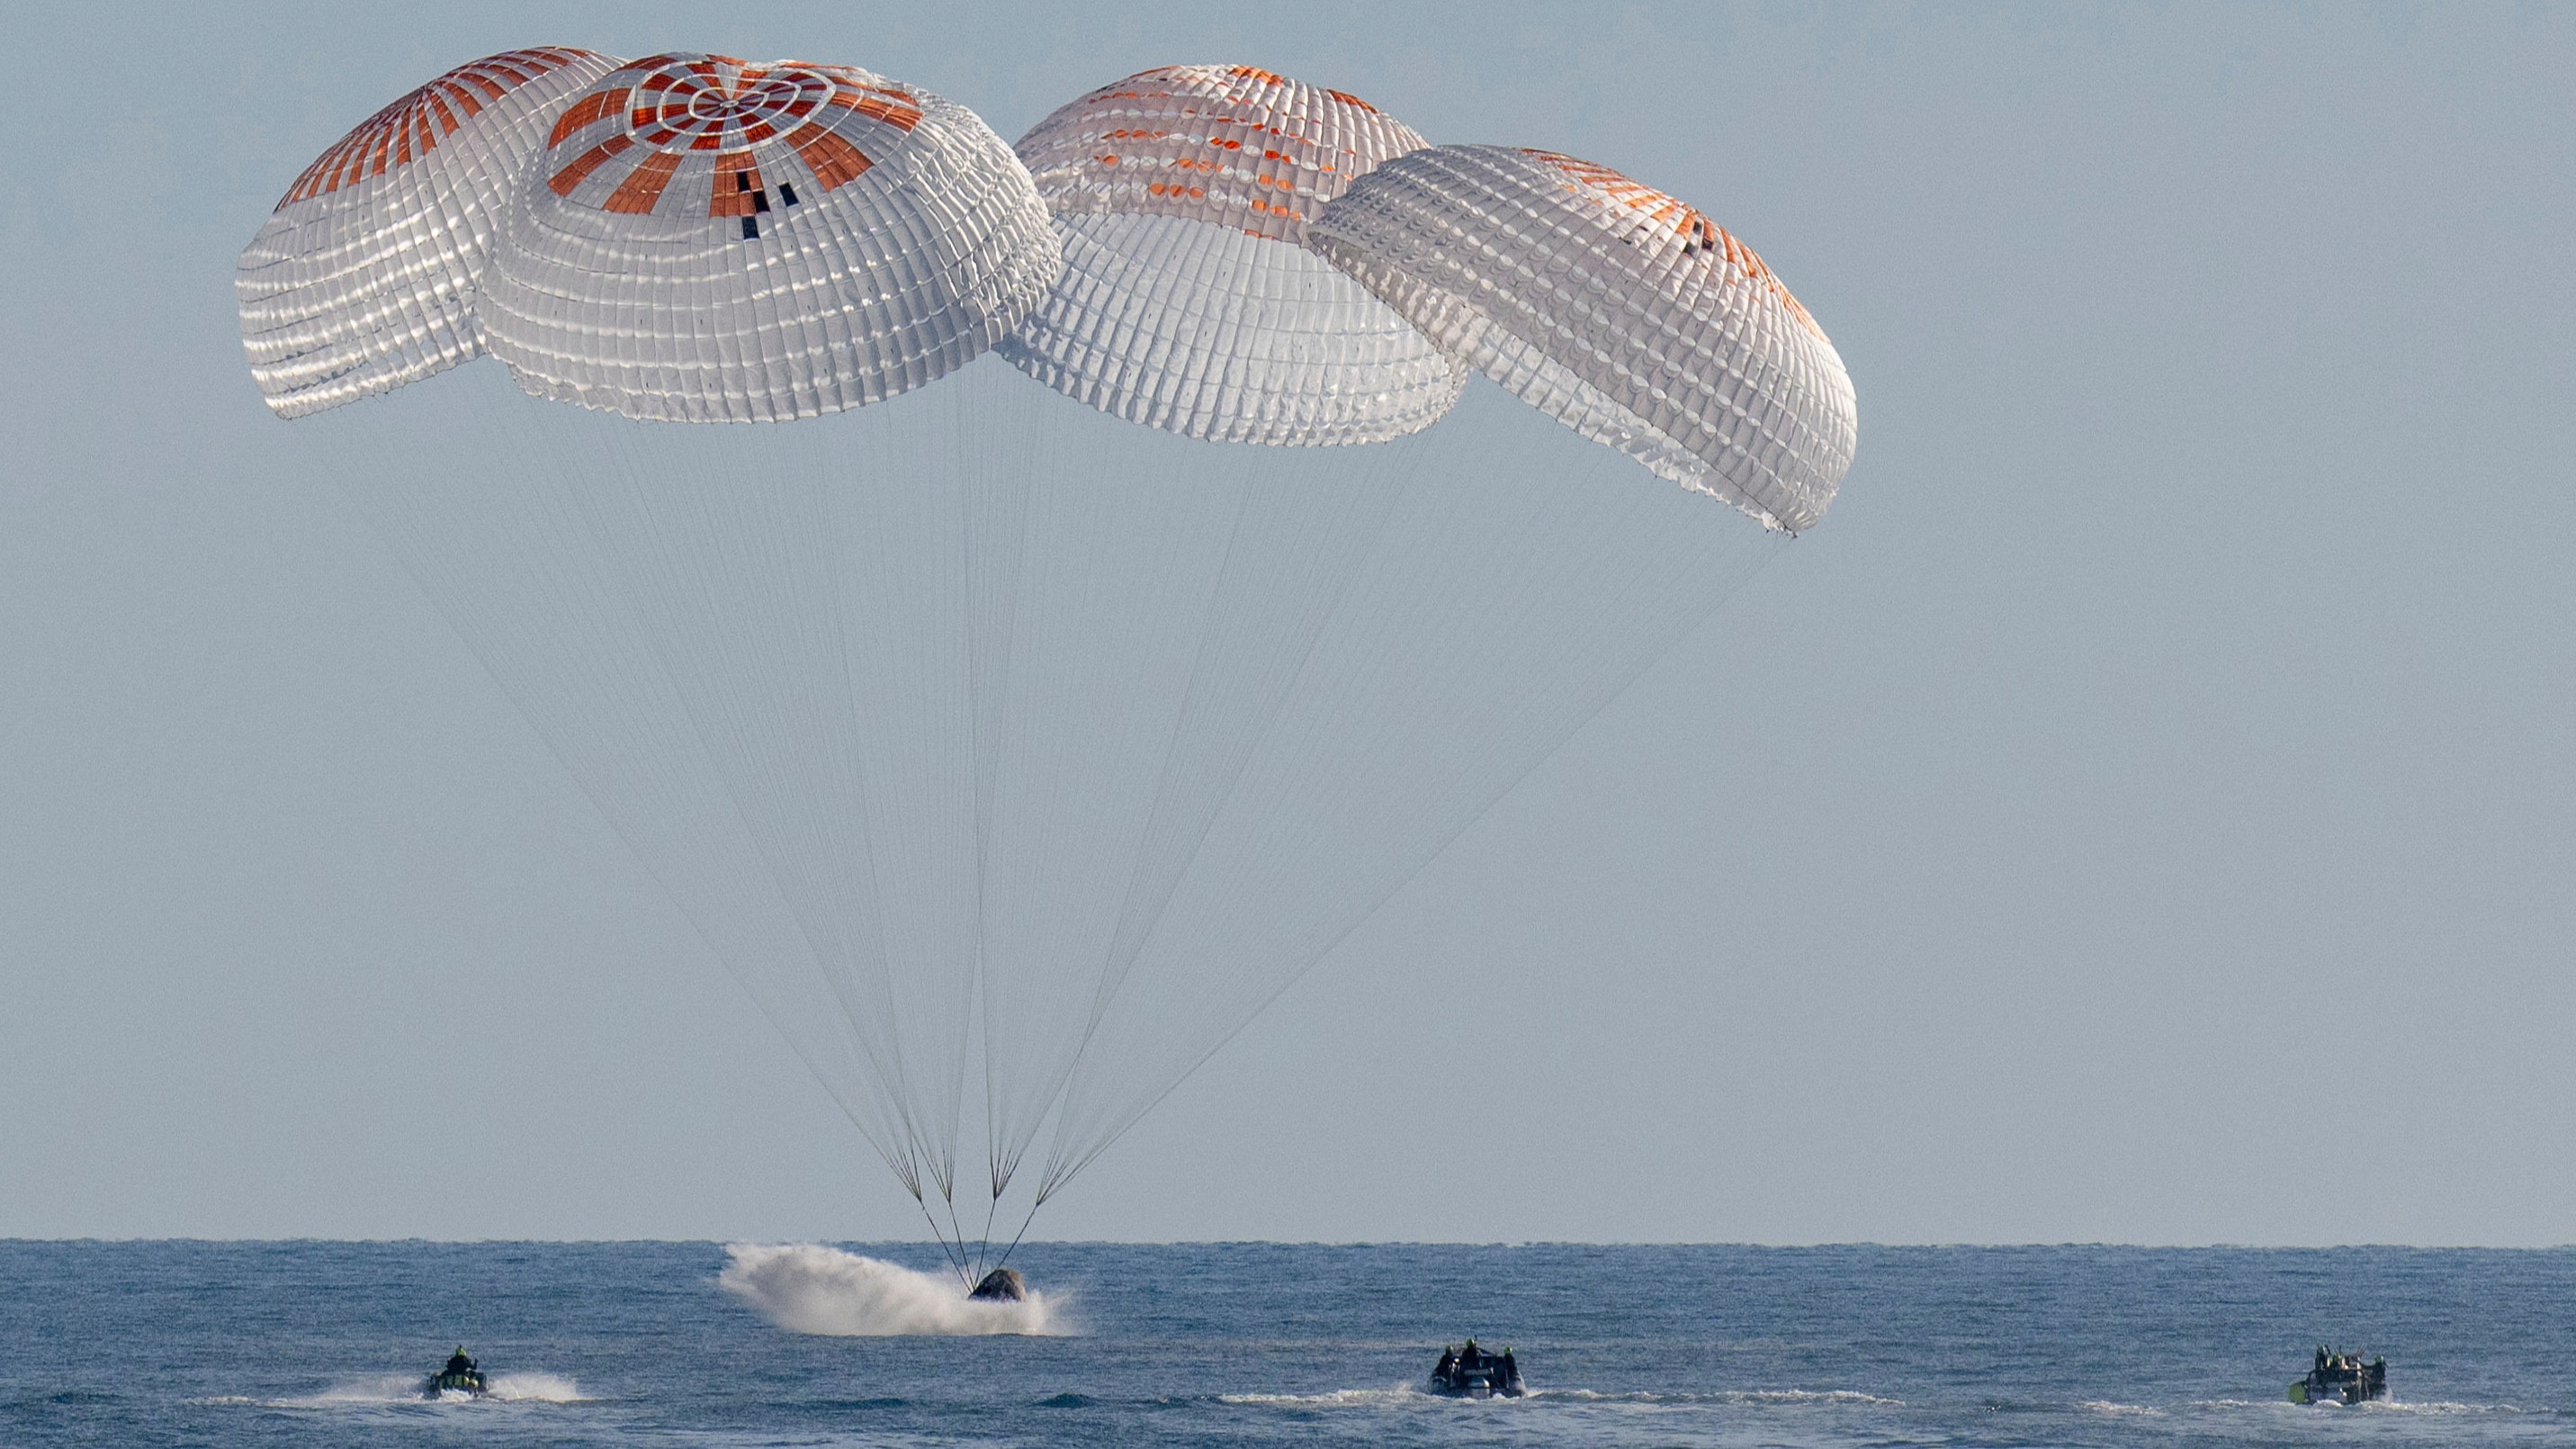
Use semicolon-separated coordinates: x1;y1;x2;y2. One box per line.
482;54;1057;420
239;50;1856;1280
1000;64;1462;445
239;48;622;417
1309;144;1858;534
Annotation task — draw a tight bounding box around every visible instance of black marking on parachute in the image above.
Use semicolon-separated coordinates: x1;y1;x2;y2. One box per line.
737;172;753;191
778;181;801;207
754;190;771;213
742;215;760;239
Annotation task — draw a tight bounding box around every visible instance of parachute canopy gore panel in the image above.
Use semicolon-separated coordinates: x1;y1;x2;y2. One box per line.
1000;64;1463;446
1308;145;1858;531
238;47;624;418
482;53;1061;422
1013;63;1429;246
1001;211;1465;446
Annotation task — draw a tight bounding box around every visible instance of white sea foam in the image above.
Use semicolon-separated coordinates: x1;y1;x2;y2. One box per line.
2078;1399;2165;1417
1219;1384;1425;1407
483;1372;586;1401
718;1242;1064;1336
2195;1397;2530;1416
285;1375;440;1407
1539;1387;1902;1408
1219;1384;1902;1409
227;1372;588;1408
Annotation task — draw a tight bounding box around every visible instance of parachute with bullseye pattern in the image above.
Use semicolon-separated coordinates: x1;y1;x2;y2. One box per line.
482;53;1059;421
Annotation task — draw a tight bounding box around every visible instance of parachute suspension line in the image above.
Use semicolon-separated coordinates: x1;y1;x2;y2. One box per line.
973;412;1438;1220
548;414;931;1170
316;387;930;1180
970;1187;1004;1279
828;405;981;1202
968;382;1252;1207
937;1178;974;1282
989;1185;1048;1278
1033;435;1438;1137
952;366;1042;1214
1037;525;1791;1202
579;394;971;1197
940;369;994;1226
997;440;1271;1163
913;1191;974;1289
1028;395;1793;1200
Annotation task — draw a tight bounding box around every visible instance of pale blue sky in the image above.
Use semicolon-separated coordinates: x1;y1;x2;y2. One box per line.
3;3;2572;1244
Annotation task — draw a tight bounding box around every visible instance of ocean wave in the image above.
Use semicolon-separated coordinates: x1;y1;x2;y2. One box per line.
718;1243;1065;1336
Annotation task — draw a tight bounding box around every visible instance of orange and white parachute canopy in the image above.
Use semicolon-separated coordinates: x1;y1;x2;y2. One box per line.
481;53;1059;422
1310;146;1857;531
1013;62;1426;243
1001;65;1462;446
238;48;624;418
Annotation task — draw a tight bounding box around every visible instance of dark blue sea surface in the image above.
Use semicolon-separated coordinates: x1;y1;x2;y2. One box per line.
4;1240;2571;1447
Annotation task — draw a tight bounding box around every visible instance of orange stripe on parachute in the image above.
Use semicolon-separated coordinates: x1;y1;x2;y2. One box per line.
709;150;765;216
548;87;628;148
548;134;633;194
826;86;923;130
1522;148;1827;340
785;123;871;189
277;48;597;207
601;150;682;213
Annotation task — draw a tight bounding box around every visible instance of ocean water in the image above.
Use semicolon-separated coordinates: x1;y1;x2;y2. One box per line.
4;1240;2572;1447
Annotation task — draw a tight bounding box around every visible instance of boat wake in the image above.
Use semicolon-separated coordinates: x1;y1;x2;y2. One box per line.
1539;1387;1902;1408
2195;1397;2541;1416
198;1372;587;1408
1219;1384;1423;1407
1218;1385;1901;1408
718;1243;1064;1336
464;1372;585;1402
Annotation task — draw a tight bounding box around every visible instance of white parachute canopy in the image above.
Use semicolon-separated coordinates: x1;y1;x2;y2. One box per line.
239;48;624;417
1310;145;1858;532
242;51;1854;1275
1001;65;1462;446
482;54;1058;420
